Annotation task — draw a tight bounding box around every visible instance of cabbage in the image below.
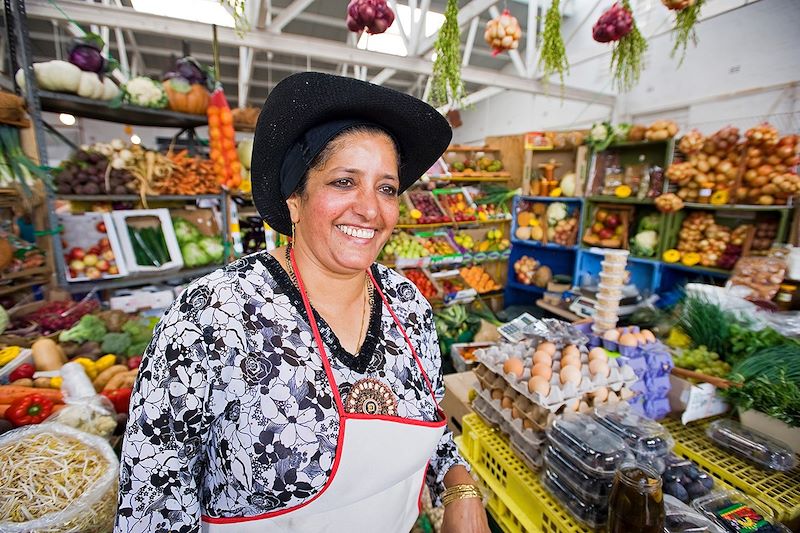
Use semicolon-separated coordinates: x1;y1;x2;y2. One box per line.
638;214;660;232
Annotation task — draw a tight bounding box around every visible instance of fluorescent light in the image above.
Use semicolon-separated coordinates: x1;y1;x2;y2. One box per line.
357;4;445;57
59;113;75;126
130;0;234;27
130;134;142;145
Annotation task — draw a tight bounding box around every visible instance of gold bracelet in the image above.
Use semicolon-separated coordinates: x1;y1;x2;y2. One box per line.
441;484;482;506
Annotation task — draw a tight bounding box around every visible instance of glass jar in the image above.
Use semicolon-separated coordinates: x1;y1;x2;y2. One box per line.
607;462;665;533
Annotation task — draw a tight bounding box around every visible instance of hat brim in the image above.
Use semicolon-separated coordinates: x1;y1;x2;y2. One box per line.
250;72;453;235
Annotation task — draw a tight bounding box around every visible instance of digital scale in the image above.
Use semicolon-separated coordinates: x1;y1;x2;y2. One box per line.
568;286;659;318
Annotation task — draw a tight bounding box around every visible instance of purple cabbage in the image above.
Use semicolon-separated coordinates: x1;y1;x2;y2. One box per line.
68;36;107;73
162;57;206;85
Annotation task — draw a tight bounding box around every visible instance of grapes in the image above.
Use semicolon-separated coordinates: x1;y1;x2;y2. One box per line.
673;345;732;378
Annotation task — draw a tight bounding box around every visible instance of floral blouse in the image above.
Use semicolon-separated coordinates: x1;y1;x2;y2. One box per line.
114;252;467;533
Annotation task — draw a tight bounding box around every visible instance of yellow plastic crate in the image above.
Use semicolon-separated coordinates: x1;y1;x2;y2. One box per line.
457;413;592;533
663;418;800;522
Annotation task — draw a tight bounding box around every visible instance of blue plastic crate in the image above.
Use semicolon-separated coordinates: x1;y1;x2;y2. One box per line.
575;248;661;296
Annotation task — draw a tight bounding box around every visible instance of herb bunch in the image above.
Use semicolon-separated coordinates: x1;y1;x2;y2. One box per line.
430;0;466;109
538;0;569;88
610;0;648;92
671;0;704;66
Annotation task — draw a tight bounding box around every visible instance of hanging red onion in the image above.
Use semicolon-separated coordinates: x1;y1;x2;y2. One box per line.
592;3;633;43
346;0;396;35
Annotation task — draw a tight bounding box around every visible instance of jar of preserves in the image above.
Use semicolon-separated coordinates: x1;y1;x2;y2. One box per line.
608;462;665;533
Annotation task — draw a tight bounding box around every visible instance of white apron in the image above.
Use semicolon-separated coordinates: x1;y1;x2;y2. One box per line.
202;258;447;532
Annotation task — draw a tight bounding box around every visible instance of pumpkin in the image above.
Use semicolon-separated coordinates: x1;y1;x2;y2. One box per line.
163;78;209;115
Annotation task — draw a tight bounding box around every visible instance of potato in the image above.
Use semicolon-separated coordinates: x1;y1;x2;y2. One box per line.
93;364;128;392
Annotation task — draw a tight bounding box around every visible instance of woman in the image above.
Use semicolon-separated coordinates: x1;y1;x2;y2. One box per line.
115;72;489;533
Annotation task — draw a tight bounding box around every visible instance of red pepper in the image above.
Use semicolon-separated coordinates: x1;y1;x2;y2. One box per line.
127;356;142;370
6;394;55;427
101;387;132;414
8;363;35;382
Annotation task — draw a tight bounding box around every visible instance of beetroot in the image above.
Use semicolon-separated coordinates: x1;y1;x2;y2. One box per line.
346;0;395;35
592;3;633;43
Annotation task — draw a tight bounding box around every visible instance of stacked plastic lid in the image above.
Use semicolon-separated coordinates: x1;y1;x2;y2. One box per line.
542;412;630;529
593;404;674;473
593;249;629;334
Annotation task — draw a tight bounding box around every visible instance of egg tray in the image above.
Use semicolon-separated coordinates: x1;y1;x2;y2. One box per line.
473;387;547;448
474;344;638;413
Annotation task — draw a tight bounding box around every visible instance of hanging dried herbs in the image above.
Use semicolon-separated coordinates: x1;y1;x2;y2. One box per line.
538;0;569;87
609;0;648;92
671;0;705;66
220;0;249;35
430;0;466;109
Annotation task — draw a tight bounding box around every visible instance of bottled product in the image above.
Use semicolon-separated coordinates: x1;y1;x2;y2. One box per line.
607;462;665;533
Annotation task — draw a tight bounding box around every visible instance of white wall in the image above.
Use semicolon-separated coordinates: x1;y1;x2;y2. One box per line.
453;0;800;143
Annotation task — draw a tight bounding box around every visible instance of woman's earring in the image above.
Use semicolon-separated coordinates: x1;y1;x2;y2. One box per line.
291;223;296;248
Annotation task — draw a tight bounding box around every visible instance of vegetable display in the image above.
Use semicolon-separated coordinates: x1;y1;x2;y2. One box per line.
162;150;222;195
173;217;225;267
6;394;54;426
127;224;171;267
121;77;168;109
0;125;54;194
68;34;107;74
162;56;210;115
207;89;241;190
669;0;705;65
15;60;118;101
345;0;395;34
592;3;633;43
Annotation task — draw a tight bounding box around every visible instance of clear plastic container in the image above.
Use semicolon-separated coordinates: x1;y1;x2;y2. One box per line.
542;467;608;529
544;445;613;505
664;494;725;533
662;453;715;503
594;318;618;333
595;306;620;324
594;404;673;463
601;260;627;275
598;282;623;298
603;249;630;265
692;491;791;533
596;294;621;310
706;419;797;472
599;271;626;287
546;412;630;477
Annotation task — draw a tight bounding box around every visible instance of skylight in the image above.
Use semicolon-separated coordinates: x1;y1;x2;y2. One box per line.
357;4;445;57
130;0;235;27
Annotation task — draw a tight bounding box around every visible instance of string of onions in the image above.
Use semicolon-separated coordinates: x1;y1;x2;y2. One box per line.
0;431;116;532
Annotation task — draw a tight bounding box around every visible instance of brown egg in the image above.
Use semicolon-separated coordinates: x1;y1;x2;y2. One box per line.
522;418;535;430
565;398;581;411
642;330;656;343
528;375;551;396
591;387;609;403
538;342;557;356
531;363;552;381
607;391;620;404
562;345;580;359
620;388;635;400
634;332;647;345
603;329;620;342
503;357;525;378
579;401;591;413
560;353;581;369
511;407;522;420
491;388;504;400
588;347;609;362
560;365;582;385
619;333;638;347
589;359;610;378
501;396;514;409
533;350;553;366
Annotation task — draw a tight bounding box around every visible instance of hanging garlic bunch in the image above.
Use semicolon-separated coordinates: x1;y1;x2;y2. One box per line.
484;9;521;56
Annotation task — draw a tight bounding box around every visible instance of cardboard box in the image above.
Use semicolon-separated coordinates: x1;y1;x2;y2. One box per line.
441;371;477;436
109;286;176;313
739;408;800;454
668;374;729;424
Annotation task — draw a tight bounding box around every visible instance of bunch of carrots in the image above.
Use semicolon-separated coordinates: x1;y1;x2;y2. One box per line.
158;150;223;195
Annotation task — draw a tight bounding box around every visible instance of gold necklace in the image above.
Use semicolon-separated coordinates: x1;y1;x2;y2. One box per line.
285;246;373;354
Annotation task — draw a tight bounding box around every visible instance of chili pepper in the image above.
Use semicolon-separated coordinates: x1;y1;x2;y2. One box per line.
8;363;35;382
101;387;132;414
6;394;55;426
0;346;21;366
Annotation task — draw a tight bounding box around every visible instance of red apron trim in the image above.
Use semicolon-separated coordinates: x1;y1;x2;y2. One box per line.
343;411;446;427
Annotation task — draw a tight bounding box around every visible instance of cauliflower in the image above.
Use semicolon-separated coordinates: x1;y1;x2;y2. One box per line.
123;76;168;109
546;202;568;225
631;230;658;257
590;123;609;142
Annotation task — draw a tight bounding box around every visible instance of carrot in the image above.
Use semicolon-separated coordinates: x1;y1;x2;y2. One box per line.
0;386;64;404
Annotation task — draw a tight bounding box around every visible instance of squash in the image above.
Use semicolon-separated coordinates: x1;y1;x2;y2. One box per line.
662;249;681;263
31;338;66;371
163;79;209;115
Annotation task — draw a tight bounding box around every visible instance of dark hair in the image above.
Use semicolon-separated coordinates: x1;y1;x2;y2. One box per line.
293;125;401;197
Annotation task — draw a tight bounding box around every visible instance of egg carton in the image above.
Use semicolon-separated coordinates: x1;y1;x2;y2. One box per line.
475;344;638;413
511;435;543;472
474;387;548;447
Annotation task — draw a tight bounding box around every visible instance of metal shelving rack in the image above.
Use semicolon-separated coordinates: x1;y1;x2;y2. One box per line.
4;0;231;293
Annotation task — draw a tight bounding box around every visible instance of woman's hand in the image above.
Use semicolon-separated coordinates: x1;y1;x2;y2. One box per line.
440;496;490;533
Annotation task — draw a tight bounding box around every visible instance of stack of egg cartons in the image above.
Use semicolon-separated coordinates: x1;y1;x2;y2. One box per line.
593;249;629;334
542;412;629;530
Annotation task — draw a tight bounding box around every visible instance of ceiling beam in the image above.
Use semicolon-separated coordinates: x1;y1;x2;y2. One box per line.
437;86;505;114
268;0;315;34
25;0;614;105
462;17;479;67
387;0;411;49
525;0;538;76
239;0;264;107
418;0;500;55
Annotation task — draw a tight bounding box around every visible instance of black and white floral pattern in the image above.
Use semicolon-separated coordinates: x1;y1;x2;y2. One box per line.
115;252;467;533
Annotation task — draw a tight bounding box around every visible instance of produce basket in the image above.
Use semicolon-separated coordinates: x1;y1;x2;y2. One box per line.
405;191;452;225
430;269;477;305
415;231;463;265
112;209;183;273
433;188;478;223
398;267;442;301
59;213;128;282
450;342;493;373
581;203;633;250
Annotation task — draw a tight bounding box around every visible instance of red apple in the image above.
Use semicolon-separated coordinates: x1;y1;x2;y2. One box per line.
605;215;620;229
69;247;86;260
88;246;101;256
96;221;107;233
98;237;111;250
599;228;613;239
96;259;110;272
85;266;102;280
102;250;115;261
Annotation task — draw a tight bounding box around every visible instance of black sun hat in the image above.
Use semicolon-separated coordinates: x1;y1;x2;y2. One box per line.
250;71;453;235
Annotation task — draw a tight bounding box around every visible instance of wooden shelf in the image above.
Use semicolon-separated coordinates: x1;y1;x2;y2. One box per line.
682;202;795;211
447;171;510;178
445;145;501;153
586;195;655;205
38;91;207;128
57;194;223;202
536;299;582;322
431;175;511;183
0;266;51;296
63;264;222;293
